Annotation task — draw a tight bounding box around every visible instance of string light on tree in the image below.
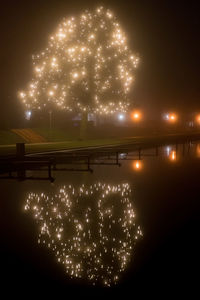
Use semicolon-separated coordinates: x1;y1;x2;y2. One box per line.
24;182;142;287
18;6;139;114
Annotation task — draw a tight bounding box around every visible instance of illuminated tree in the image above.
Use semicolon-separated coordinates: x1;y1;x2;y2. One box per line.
25;182;142;287
18;6;139;116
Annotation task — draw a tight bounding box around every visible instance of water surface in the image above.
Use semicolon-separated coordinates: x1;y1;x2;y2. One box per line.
0;142;199;293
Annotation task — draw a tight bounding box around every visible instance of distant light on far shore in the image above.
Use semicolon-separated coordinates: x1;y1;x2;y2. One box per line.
196;114;200;124
131;110;142;121
163;113;177;122
118;113;125;121
25;110;32;120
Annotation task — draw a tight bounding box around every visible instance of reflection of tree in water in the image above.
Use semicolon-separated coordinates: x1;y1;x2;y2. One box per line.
25;182;142;287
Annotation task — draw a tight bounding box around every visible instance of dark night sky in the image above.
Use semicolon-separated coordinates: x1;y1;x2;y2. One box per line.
0;0;199;127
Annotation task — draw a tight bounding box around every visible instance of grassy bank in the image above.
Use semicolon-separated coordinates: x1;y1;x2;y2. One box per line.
0;130;25;145
0;137;128;156
1;131;200;157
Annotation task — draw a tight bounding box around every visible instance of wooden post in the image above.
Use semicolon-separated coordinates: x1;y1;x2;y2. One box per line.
116;152;118;165
182;143;185;156
87;156;90;170
16;143;25;159
16;143;26;180
138;148;141;160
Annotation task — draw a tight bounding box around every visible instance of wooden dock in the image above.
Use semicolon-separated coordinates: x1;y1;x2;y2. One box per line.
0;132;200;181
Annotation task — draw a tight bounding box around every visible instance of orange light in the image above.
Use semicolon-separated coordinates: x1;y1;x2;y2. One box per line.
169;113;177;122
169;150;176;161
131;110;141;121
196;115;200;124
197;144;200;157
132;160;142;170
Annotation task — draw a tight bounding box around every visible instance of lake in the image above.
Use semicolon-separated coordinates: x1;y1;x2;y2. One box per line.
0;141;199;295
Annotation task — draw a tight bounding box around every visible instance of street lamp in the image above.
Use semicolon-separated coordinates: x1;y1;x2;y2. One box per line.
25;110;32;120
131;110;142;121
118;113;125;121
163;113;177;123
195;114;200;125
